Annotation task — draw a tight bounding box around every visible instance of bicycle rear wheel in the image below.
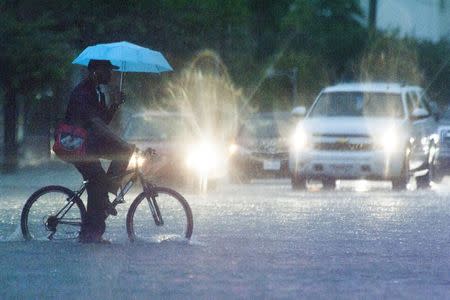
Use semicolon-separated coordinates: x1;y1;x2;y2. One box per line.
126;186;193;242
21;186;86;241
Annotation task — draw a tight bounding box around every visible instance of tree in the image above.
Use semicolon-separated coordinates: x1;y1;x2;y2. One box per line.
357;32;423;84
282;0;366;80
416;39;450;106
0;2;71;171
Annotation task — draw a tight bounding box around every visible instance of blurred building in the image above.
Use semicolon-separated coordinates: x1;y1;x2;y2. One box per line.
360;0;450;42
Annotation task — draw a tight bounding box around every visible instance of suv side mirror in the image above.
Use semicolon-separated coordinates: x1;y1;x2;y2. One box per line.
411;108;430;120
291;106;306;118
429;101;440;121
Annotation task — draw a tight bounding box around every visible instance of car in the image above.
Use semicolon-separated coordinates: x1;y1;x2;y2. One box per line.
123;111;227;190
289;82;439;190
431;108;450;183
228;111;294;182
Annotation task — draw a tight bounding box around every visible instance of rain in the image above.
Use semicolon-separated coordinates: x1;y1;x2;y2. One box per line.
2;1;450;299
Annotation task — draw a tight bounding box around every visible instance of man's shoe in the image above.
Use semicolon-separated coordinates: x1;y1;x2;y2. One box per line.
105;201;118;216
79;233;111;244
94;237;111;244
108;179;121;196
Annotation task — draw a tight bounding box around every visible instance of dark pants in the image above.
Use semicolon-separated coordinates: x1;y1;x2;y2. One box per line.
74;140;133;240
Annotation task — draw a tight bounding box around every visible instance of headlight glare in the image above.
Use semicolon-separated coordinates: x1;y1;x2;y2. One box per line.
291;128;307;151
229;143;238;155
381;131;398;153
128;152;146;169
186;142;219;174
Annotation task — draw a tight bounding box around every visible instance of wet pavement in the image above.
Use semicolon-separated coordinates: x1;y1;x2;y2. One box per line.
1;164;450;298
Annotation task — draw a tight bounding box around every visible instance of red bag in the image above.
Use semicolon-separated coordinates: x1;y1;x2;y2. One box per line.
52;122;88;161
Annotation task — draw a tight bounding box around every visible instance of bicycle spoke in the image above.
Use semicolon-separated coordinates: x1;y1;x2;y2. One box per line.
127;187;193;242
57;220;83;226
21;186;85;241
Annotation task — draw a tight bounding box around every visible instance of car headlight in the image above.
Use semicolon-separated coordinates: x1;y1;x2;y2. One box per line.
291;127;308;151
186;141;219;174
228;143;238;156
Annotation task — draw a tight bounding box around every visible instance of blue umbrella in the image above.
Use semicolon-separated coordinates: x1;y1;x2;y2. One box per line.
72;41;173;89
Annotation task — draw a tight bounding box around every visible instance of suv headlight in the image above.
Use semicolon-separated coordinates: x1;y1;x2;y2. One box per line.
381;131;399;153
376;130;402;154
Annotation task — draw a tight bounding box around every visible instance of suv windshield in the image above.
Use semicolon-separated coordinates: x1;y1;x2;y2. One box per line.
309;92;404;118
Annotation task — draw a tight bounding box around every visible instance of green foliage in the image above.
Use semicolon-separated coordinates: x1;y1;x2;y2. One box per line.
247;0;366;110
1;0;450;110
0;2;72;95
282;0;366;79
416;40;450;105
357;32;423;84
354;32;450;106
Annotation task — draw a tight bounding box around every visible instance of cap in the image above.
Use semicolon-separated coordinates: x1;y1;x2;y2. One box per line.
88;60;119;71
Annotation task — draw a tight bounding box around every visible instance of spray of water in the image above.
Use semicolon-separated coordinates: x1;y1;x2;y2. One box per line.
162;49;249;144
146;50;251;192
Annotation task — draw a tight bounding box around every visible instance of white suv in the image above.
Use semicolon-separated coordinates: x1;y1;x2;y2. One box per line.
289;82;438;190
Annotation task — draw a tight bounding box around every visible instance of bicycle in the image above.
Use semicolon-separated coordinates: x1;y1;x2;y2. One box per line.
20;149;194;242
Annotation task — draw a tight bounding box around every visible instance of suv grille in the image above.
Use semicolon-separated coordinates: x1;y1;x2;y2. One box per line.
314;142;373;151
252;152;288;159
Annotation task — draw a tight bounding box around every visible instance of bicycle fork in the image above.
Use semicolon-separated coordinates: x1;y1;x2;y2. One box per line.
144;184;164;226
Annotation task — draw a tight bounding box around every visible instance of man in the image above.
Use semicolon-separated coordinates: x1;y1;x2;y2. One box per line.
65;59;134;243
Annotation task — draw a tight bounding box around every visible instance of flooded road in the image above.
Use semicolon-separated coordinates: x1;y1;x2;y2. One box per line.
1;165;450;298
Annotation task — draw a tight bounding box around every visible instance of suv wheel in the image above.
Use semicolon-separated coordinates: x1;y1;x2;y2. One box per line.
322;178;336;190
291;174;306;190
429;143;443;183
392;148;410;191
430;166;444;183
416;143;435;189
416;172;431;189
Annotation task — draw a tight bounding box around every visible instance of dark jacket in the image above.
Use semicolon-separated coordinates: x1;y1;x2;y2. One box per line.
65;78;129;153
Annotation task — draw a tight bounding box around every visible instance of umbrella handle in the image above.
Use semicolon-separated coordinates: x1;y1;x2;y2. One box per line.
119;72;124;92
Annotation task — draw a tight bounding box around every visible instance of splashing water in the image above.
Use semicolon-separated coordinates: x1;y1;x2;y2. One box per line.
155;50;253;192
163;49;249;141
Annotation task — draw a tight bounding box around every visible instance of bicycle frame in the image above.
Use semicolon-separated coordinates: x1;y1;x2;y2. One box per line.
71;162;164;226
21;148;193;242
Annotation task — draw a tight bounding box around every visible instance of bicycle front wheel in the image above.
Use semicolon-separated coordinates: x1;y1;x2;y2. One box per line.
21;186;86;241
126;187;193;242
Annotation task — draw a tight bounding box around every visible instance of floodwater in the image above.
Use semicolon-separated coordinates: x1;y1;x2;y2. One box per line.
1;164;450;298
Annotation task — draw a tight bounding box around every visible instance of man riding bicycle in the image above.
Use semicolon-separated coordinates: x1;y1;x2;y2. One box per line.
64;59;134;243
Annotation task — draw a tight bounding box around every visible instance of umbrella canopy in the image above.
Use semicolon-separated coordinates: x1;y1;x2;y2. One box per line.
72;41;173;73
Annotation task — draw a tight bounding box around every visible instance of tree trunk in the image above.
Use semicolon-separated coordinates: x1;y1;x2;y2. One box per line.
3;87;18;172
369;0;377;32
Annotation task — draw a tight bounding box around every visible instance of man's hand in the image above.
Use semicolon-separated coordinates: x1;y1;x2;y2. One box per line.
110;89;126;109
